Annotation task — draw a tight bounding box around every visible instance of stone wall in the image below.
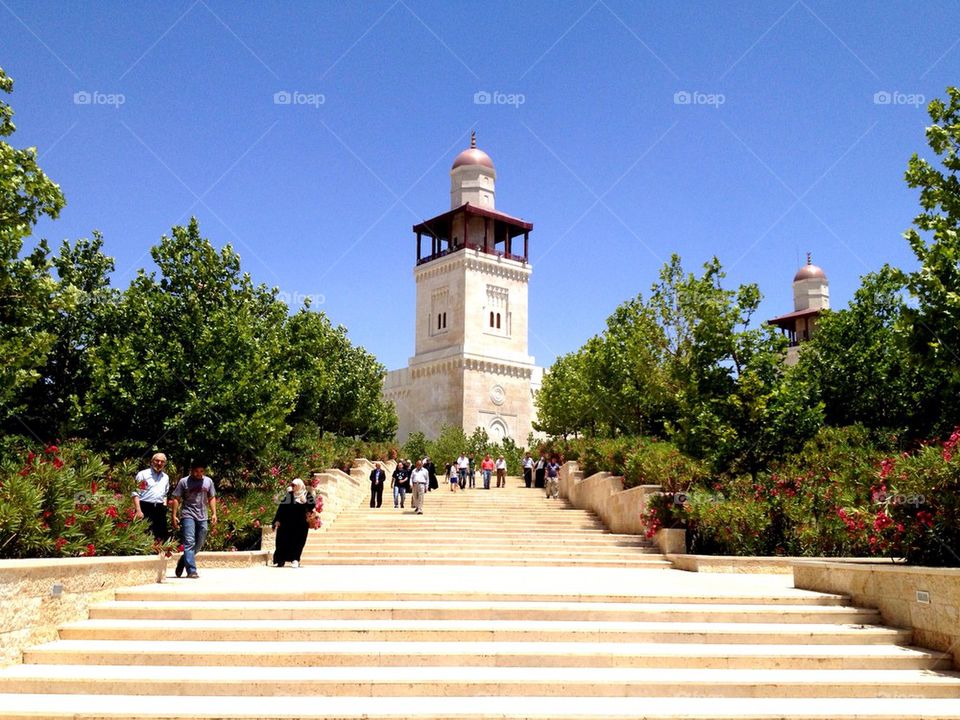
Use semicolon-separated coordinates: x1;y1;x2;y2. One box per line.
0;555;164;666
557;461;660;536
794;560;960;667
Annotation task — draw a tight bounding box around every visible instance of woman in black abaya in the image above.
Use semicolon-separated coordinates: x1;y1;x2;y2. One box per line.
272;478;314;567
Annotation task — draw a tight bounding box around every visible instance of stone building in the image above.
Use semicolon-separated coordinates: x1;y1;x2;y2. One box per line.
768;254;830;365
383;134;543;442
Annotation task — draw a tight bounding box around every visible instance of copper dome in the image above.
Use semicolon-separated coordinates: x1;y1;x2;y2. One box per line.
794;254;827;282
452;147;494;170
451;131;495;170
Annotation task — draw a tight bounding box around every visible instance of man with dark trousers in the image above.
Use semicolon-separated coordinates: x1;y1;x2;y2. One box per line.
369;461;386;508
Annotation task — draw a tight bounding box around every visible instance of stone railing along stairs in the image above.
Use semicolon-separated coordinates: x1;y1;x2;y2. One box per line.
0;473;958;718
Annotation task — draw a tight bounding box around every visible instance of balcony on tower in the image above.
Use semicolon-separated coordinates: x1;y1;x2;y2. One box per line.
414;202;532;266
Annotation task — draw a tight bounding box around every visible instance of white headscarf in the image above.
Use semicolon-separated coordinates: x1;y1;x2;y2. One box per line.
291;478;307;504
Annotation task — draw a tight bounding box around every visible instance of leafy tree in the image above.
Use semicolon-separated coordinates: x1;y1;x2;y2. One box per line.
797;267;927;435
402;430;428;462
0;68;65;421
14;234;117;438
902;86;960;436
284;309;397;440
534;348;598;437
650;255;822;476
84;219;297;468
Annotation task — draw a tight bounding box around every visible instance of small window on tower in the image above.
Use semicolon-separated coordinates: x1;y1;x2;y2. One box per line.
489;311;495;327
442;312;447;329
437;314;442;330
496;313;501;329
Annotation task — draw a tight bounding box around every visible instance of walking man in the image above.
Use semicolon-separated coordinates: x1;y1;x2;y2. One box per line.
171;460;217;579
456;452;469;490
410;459;429;515
495;455;507;488
132;452;169;541
522;452;534;488
392;460;410;508
369;461;386;508
481;453;494;490
545;457;561;499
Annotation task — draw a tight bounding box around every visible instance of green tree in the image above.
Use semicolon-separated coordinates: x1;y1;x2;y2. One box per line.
797;267;927;435
14;234;117;438
284;309;397;440
84;219;296;468
902;86;960;436
651;255;822;476
0;68;65;421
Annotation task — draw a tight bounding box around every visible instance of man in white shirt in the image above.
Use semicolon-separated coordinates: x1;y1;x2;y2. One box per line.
456;453;469;490
410;459;430;515
132;453;170;540
522;452;534;488
495;455;507;488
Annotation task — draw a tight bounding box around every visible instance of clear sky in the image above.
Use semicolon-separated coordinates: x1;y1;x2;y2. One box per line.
3;1;958;371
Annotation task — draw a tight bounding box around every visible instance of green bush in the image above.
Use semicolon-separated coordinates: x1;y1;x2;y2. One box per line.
624;440;706;492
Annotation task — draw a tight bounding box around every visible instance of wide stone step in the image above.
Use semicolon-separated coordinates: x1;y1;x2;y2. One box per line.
2;665;959;698
3;694;960;719
25;640;951;670
302;543;665;562
309;534;652;545
86;600;882;624
57;619;913;644
294;556;673;567
113;588;852;605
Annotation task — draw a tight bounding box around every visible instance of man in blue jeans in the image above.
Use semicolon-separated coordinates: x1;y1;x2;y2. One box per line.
170;460;217;579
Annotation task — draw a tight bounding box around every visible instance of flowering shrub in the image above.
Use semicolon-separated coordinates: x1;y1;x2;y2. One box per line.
637;425;960;565
0;444;158;558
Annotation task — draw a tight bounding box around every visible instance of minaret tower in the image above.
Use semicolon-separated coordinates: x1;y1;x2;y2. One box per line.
768;253;830;365
383;134;542;441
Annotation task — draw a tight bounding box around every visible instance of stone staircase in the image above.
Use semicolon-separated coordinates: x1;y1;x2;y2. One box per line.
0;478;959;718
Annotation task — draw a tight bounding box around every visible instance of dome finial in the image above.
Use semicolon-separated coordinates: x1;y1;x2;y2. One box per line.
806;251;812;266
470;130;477;149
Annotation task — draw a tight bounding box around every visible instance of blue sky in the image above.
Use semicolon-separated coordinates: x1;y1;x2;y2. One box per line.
3;1;958;371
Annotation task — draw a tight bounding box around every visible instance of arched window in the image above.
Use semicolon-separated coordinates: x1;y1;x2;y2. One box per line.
496;313;501;329
442;312;447;329
437;314;442;330
489;311;495;327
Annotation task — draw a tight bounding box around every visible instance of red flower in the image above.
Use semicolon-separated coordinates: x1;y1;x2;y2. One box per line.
84;544;96;556
139;479;148;491
54;537;68;552
879;458;895;480
105;506;118;519
90;481;98;495
64;515;76;527
52;457;64;470
253;520;261;529
45;445;59;455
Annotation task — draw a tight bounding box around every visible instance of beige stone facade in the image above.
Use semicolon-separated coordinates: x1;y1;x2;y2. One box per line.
384;139;542;442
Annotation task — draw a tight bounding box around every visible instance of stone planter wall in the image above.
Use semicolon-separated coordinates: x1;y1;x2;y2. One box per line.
557;461;661;537
0;555;165;666
793;560;960;667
